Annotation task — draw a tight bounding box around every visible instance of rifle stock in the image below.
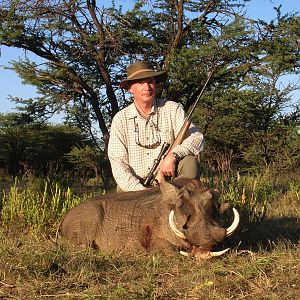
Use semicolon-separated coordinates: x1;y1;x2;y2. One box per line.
168;119;191;153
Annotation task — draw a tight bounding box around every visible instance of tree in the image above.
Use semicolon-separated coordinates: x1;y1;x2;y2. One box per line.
199;10;300;175
1;0;299;177
65;145;106;185
0;0;258;144
0;112;90;177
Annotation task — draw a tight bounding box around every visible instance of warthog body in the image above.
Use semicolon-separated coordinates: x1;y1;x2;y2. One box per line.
59;179;238;259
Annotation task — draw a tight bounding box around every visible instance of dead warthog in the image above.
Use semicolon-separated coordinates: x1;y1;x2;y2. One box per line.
58;179;239;259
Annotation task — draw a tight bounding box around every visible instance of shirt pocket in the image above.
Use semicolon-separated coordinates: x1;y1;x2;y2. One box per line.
160;129;175;145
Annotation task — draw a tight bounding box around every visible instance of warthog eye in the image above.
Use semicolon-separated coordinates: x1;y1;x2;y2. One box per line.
182;215;191;230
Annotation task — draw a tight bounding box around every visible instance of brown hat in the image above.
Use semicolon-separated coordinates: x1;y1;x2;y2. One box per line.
119;60;167;89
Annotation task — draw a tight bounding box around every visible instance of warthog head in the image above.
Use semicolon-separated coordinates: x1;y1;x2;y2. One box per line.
162;179;239;259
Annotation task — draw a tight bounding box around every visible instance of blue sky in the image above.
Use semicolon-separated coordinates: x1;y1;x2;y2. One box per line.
0;0;299;122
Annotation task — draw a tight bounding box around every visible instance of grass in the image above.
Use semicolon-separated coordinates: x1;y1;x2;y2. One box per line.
0;174;300;299
0;231;299;299
0;178;95;232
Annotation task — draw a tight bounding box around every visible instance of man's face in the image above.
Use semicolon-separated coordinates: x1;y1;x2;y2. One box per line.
129;77;156;105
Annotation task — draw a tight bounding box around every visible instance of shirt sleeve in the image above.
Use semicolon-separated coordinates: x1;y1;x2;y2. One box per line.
170;102;204;158
108;113;146;192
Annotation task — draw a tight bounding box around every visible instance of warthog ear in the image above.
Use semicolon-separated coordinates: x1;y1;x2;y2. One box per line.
210;188;220;201
218;203;230;214
160;180;179;197
160;181;192;208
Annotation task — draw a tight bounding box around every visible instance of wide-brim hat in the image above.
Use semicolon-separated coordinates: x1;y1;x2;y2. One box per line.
119;60;167;89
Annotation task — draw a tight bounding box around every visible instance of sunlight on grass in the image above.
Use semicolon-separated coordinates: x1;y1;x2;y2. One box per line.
0;173;299;299
0;178;93;231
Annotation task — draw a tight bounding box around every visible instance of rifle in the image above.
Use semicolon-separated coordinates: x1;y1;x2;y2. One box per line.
143;67;215;187
143;142;170;186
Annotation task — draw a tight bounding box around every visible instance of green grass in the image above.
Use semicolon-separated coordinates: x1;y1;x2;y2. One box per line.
0;230;299;299
0;178;95;232
0;175;300;299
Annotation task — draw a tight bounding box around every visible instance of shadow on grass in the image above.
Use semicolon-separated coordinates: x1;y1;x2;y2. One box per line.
227;216;300;252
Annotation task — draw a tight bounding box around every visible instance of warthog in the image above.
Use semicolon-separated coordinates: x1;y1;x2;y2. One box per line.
58;179;239;259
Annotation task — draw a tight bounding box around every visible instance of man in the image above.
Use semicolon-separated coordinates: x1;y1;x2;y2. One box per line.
108;60;204;192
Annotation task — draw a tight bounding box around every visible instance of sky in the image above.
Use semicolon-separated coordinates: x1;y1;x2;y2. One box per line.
0;0;299;123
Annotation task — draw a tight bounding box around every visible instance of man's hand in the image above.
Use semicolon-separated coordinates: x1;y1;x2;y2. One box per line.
159;152;177;179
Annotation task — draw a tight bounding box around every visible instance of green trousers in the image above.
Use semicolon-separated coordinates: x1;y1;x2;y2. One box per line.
176;155;201;180
117;155;200;192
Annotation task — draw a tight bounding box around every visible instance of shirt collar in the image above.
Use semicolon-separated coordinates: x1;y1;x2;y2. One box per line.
127;99;157;120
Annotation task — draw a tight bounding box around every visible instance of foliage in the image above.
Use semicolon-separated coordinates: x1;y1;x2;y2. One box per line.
221;174;274;225
0;112;93;176
65;145;103;183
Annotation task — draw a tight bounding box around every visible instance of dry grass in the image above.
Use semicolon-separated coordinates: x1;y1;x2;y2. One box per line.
0;230;299;299
0;177;300;299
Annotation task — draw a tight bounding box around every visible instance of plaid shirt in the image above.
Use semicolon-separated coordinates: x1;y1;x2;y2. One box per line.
108;99;204;191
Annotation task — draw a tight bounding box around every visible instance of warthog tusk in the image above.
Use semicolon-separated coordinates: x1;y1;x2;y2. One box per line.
180;248;230;259
210;248;230;257
168;210;187;240
226;208;240;237
180;250;189;257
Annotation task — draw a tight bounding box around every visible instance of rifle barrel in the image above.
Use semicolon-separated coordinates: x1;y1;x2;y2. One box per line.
144;66;215;186
186;67;215;120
